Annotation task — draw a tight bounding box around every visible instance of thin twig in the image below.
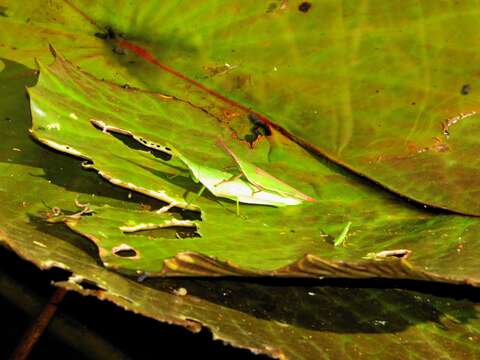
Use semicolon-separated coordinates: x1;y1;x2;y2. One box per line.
10;287;68;360
0;269;127;359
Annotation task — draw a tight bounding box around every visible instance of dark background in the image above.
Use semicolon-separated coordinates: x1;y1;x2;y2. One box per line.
0;246;267;359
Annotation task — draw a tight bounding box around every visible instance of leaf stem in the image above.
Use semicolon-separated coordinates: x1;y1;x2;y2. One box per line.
10;287;67;360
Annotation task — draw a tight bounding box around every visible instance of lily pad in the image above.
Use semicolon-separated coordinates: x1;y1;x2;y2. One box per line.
26;53;480;284
2;59;479;360
95;0;480;216
4;1;480;214
0;3;480;357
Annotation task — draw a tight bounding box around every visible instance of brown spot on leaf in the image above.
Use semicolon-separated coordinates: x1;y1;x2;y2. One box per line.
231;74;251;90
222;108;240;119
298;2;312;12
0;6;9;17
430;137;449;152
203;63;235;78
266;2;277;13
461;84;471;95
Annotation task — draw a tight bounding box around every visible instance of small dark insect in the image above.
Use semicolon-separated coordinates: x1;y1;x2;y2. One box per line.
249;113;272;136
298;2;312;13
245;113;272;146
461;84;471;95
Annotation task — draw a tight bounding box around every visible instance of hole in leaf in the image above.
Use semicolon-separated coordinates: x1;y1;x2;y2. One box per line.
112;244;138;258
77;279;105;291
176;229;201;239
91;121;172;160
132;136;172;160
376;249;411;259
171;208;202;221
48;267;74;282
124;226;200;239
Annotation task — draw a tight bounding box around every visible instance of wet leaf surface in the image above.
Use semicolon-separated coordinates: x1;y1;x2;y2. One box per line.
77;0;480;216
25;53;480;284
4;0;480;213
3;78;476;357
4;1;480;215
1;1;480;358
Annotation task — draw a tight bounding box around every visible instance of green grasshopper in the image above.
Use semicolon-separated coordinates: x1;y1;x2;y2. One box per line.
333;221;352;247
217;139;316;204
171;141;315;214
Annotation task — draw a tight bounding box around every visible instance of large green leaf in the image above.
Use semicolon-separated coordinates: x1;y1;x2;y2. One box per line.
0;0;142;86
3;1;480;215
2;1;480;357
46;0;480;216
25;52;480;284
2;59;479;359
